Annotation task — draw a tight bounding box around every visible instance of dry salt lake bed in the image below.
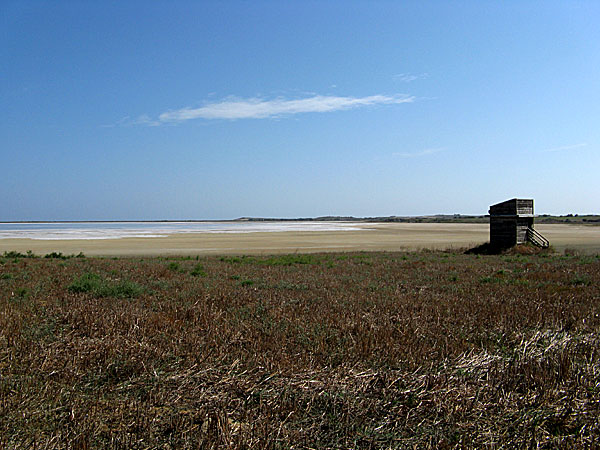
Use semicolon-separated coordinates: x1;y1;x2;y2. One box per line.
1;221;599;256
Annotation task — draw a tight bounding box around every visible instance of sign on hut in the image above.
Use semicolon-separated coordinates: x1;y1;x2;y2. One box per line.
489;199;549;249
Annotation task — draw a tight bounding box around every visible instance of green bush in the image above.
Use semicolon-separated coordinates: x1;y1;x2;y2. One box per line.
44;252;68;260
3;250;37;258
101;280;144;298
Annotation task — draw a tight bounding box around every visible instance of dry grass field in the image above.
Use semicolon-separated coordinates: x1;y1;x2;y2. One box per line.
1;248;599;448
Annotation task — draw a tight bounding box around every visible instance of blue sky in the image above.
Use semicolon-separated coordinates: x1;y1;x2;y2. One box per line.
2;1;599;220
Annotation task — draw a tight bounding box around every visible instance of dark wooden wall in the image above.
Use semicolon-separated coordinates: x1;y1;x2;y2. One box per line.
490;217;517;247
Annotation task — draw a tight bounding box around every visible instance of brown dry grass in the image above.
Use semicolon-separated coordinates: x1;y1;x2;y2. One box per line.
1;250;599;448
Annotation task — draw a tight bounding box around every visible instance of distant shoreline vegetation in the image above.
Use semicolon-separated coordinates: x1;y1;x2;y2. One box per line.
2;214;598;225
238;214;600;224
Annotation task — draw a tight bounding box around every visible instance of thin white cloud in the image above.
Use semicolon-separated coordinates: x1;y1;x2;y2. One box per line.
542;143;588;152
131;114;161;127
394;147;445;158
394;73;428;83
155;94;414;123
103;114;161;128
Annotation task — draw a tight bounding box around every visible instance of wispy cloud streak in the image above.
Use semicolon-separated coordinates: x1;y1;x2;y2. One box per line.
153;94;413;123
393;73;428;83
394;147;445;158
542;143;588;153
131;114;161;127
102;115;160;128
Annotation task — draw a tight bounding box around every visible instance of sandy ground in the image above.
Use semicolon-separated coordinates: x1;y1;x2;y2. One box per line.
0;223;598;256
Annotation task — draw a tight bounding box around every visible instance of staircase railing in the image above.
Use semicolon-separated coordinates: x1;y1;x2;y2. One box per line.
527;227;549;248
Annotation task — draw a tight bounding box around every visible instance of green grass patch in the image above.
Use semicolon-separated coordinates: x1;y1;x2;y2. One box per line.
190;263;207;277
260;254;321;266
220;255;248;264
68;272;144;298
571;274;592;286
479;275;507;284
220;254;322;266
167;261;181;272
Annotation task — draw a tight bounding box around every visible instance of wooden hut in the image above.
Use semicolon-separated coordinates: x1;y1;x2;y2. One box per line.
489;199;549;248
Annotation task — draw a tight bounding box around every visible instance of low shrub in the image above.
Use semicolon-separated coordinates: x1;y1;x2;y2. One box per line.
44;252;69;260
2;250;37;258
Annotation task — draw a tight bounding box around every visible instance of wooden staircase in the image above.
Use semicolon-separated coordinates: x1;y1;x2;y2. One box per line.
526;227;549;248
